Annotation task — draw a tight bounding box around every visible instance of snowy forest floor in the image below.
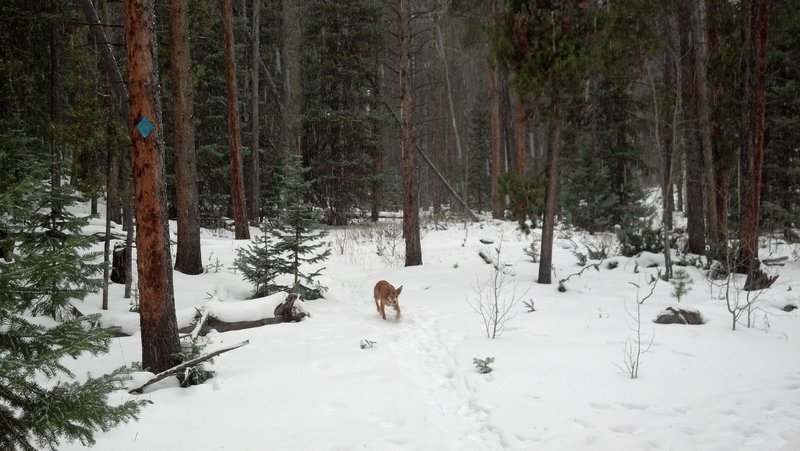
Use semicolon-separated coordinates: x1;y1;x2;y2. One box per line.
58;201;800;451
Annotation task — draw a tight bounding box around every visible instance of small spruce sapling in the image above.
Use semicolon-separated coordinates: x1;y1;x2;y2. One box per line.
670;269;693;302
473;356;495;374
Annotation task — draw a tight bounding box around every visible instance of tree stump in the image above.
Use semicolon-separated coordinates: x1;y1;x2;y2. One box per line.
274;292;307;323
110;242;127;284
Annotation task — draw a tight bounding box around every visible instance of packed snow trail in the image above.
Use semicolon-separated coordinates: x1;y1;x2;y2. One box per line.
323;275;507;450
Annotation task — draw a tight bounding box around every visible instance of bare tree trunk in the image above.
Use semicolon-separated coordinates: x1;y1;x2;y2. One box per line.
124;0;181;374
400;0;421;266
737;0;771;283
500;76;514;172
103;120;113;310
432;70;443;215
538;100;561;285
432;14;463;162
680;7;706;255
691;0;720;244
490;71;503;219
223;0;250;240
169;0;203;275
515;101;526;176
489;1;503;219
655;17;677;279
249;0;261;224
79;0;134;296
49;0;62;193
708;0;728;241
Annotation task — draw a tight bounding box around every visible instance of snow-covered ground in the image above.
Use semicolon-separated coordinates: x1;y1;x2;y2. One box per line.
60;202;800;451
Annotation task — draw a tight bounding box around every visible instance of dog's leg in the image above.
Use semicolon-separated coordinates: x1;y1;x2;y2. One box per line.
379;302;387;320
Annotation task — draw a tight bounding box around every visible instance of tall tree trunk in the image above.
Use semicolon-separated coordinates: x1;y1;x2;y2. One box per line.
122;150;134;299
432;15;463;161
656;17;677;279
223;0;251;240
489;0;503;219
515;101;526;176
500;75;515;172
708;0;728;241
680;7;706;255
400;0;421;266
79;0;133;295
737;0;771;283
691;0;720;244
490;67;503;219
50;0;62;193
249;0;261;224
432;76;443;215
123;0;181;374
103;119;114;310
538;100;561;285
169;0;203;274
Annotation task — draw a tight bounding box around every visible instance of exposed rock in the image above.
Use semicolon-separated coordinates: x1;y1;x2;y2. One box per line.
783;304;797;312
653;306;705;325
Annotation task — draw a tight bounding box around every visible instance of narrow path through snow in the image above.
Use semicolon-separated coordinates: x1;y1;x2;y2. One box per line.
324;275;506;450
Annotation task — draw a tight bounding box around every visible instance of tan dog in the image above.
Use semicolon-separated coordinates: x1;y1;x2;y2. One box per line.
373;280;402;320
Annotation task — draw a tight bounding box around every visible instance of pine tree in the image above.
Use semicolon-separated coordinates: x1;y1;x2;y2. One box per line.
670;269;693;303
464;100;492;213
300;0;384;225
17;184;103;321
272;153;331;299
0;180;145;451
236;154;331;299
235;227;283;298
763;0;800;241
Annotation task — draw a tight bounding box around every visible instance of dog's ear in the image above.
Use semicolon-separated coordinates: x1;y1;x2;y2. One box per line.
396;285;403;295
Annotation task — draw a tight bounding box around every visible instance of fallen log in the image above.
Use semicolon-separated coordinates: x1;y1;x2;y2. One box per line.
129;340;249;394
762;256;788;266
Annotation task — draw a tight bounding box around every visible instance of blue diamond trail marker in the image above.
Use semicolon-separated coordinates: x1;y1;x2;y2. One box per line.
136;117;154;138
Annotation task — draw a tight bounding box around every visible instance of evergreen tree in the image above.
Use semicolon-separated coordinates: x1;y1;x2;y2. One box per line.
300;0;385;225
235;227;283;298
464;99;492;213
272;153;331;299
763;0;800;240
0;180;145;451
670;269;693;303
236;154;330;299
16;184;102;321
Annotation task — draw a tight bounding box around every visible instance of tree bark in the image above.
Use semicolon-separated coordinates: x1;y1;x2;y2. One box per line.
223;0;251;240
249;0;261;224
400;0;421;266
49;0;62;192
657;17;677;279
538;101;561;285
515;101;526;176
169;0;203;275
124;0;182;374
737;0;771;281
432;15;463;162
489;0;503;219
691;0;720;245
680;7;706;255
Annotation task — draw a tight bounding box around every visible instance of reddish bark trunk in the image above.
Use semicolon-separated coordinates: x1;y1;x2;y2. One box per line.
169;0;203;275
223;0;250;240
737;0;771;283
123;0;181;374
